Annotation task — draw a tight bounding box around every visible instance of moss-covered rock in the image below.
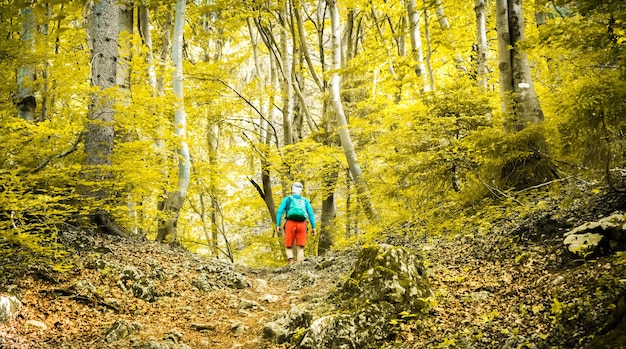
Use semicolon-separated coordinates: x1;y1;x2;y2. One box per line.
339;243;432;313
298;244;432;349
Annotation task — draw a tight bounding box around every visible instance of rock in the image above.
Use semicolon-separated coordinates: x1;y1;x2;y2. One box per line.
299;244;432;349
230;320;248;337
0;295;22;323
104;319;141;343
191;273;215;292
137;340;169;349
190;323;215;331
220;272;250;289
171;344;192;349
165;330;183;343
564;212;626;257
563;232;604;257
132;279;156;302
259;294;280;303
120;266;143;282
288;270;317;291
552;276;565;286
339;244;432;313
24;320;47;330
254;278;268;292
263;321;290;344
74;279;98;295
239;298;259;310
299;302;397;349
263;306;312;344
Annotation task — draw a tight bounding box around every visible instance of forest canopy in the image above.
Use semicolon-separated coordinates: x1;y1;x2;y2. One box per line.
0;0;625;266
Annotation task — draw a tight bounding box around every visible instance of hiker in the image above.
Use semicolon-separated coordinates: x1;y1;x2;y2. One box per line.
276;182;316;264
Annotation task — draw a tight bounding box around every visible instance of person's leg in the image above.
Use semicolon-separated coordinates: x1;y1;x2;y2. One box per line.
284;221;297;263
294;221;308;261
296;245;305;261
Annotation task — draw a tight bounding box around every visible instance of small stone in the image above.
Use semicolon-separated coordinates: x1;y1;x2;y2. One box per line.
24;320;48;330
239;299;259;310
191;323;216;331
259;294;280;303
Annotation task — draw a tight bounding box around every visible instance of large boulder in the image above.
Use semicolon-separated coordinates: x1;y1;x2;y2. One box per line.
298;244;432;349
564;212;626;257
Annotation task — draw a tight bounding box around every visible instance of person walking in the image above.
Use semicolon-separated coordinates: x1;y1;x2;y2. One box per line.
276;182;316;264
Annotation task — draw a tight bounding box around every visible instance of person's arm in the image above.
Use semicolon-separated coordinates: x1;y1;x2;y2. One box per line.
276;197;288;228
305;198;316;231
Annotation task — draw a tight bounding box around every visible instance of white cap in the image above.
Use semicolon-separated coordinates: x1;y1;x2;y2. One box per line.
292;182;303;195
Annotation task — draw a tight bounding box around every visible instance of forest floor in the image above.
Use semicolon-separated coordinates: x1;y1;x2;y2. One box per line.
1;190;626;348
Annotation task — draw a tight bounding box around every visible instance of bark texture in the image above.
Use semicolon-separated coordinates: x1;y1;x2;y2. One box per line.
328;0;376;222
157;0;190;243
496;0;543;132
16;7;37;122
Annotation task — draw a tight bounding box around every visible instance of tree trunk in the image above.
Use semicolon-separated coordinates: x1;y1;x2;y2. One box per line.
423;8;435;90
207;124;220;257
157;6;172;96
84;0;118;185
319;99;337;255
496;0;513;108
319;167;337;255
138;6;158;94
117;0;132;95
432;0;467;72
407;0;431;92
496;0;543;132
496;0;554;189
328;0;377;222
16;6;37;122
82;0;122;235
247;17;278;227
157;0;190;243
475;0;489;90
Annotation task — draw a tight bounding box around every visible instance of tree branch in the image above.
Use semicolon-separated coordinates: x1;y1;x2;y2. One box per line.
248;177;266;199
33;132;84;173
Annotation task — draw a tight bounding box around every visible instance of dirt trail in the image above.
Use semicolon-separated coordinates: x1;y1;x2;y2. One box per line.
0;234;338;349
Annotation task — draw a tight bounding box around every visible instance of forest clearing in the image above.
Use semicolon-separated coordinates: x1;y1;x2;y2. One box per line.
1;0;626;348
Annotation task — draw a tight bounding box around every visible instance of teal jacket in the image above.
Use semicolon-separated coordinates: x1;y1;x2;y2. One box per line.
276;195;316;228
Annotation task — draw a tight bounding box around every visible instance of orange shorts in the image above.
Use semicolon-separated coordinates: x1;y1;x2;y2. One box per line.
284;220;308;247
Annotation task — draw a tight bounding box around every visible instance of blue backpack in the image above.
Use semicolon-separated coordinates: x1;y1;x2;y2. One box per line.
286;195;308;222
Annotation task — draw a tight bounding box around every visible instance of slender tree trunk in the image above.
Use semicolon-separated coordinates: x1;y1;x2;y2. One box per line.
207;124;220;257
475;0;489;90
432;0;467;72
319;101;337;255
16;6;37;122
138;6;158;93
496;0;514;110
328;0;376;222
157;0;190;243
155;5;173;240
423;8;435;90
39;4;52;122
117;0;132;95
407;0;431;92
247;17;278;226
157;6;172;96
280;2;294;146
